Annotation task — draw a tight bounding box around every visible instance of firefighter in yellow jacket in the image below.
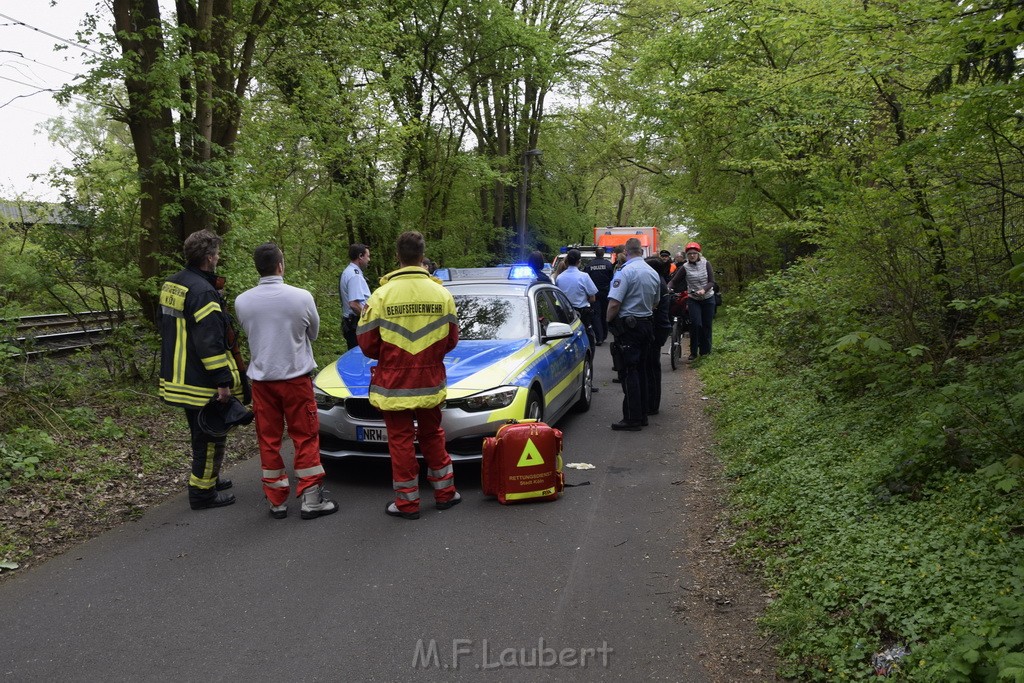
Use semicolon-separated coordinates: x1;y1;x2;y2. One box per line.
159;229;245;510
357;231;461;519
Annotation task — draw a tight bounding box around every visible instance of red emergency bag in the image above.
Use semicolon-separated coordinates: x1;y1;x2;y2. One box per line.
482;420;564;504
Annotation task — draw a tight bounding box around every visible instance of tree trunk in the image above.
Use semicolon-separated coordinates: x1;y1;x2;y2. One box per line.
113;0;184;322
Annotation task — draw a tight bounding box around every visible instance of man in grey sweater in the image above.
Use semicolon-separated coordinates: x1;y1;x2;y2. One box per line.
235;243;337;520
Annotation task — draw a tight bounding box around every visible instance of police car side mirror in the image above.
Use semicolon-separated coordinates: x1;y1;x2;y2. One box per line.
542;322;573;341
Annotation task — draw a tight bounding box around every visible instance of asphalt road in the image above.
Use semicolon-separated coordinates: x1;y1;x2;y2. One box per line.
0;346;709;682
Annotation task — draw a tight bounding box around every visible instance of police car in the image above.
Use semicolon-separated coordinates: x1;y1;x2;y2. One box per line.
313;265;594;461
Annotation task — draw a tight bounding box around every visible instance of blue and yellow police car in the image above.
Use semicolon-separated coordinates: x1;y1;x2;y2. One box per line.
313;265;593;461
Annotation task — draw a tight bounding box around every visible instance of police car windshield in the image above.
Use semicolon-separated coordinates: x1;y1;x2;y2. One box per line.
454;294;531;340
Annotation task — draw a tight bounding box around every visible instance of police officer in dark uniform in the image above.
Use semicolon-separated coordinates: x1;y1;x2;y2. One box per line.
583;247;613;345
606;238;661;431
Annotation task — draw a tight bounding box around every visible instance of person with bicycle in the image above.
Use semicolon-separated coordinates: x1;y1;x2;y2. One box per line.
668;242;717;361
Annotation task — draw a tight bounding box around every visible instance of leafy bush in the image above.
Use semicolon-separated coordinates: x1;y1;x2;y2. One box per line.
0;427;58;490
702;313;1024;681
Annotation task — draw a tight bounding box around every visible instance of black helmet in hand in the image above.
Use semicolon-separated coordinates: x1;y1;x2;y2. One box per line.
197;396;255;437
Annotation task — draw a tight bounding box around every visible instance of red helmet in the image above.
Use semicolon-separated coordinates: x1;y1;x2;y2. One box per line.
684;242;702;253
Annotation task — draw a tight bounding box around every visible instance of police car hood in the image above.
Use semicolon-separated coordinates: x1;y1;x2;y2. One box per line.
320;339;534;399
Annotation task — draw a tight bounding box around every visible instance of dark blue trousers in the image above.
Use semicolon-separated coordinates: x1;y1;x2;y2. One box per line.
688;297;716;356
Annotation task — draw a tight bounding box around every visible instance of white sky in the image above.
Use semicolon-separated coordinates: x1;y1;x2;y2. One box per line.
0;0;106;201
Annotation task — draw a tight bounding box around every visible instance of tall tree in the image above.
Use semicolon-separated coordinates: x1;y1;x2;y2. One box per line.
69;0;283;320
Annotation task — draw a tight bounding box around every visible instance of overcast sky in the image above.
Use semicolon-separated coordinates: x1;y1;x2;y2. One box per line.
0;0;105;201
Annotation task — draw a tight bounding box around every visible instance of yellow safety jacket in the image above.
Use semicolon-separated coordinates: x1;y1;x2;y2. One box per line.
356;266;459;411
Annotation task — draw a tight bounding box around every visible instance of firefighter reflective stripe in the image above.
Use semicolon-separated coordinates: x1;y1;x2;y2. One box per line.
264;479;290;489
370;385;446;405
395;489;420;501
427;464;453;480
361;314;458;344
229;364;243;394
201;352;231;371
263;468;286;478
295;465;326;478
393;478;417;490
174;318;187;384
189;442;218;489
194;301;221;322
159;379;218;407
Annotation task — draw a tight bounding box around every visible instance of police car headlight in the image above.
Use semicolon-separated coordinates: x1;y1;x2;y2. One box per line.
447;387;519;412
313;386;344;410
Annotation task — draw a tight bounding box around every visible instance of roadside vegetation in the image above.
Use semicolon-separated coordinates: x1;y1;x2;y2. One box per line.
700;278;1023;681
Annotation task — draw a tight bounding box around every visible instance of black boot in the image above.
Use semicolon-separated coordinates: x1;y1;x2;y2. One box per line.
189;487;236;510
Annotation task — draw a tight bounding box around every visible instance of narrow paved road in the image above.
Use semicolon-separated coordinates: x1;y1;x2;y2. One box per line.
1;348;711;681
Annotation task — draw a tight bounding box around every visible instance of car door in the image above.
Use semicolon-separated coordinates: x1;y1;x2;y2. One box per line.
534;288;580;418
549;287;588;408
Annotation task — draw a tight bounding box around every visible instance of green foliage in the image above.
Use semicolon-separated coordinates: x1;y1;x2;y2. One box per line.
701;314;1024;681
0;427;58;490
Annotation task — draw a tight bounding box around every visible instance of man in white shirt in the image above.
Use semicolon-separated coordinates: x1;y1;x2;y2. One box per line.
339;243;371;350
235;243;337;520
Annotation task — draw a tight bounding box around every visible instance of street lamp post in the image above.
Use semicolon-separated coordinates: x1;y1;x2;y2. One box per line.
518;148;542;260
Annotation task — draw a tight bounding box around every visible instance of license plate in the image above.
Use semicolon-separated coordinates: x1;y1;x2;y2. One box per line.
357;426;388;442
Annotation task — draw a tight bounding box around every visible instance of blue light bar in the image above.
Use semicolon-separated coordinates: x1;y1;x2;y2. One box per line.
508;265;535;280
433;268;450;281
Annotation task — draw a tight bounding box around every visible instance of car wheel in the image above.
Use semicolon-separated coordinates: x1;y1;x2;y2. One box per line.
525;388;543;422
572;356;593;413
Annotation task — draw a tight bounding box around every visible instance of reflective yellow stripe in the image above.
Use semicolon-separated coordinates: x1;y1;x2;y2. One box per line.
189;443;218;489
370;384;446;411
189;474;217;488
505;487;556;501
159;379;218;407
202;353;230;371
194;301;221;322
174;317;187;384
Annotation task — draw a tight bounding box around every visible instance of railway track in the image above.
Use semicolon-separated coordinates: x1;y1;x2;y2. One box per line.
3;310;134;358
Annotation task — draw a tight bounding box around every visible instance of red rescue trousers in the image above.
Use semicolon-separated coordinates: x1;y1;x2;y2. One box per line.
251;376;326;506
383;406;457;514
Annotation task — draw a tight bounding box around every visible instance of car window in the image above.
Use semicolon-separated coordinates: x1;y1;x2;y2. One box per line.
534;290;558;337
548;289;576;323
453;294;531;340
535;290;574;338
